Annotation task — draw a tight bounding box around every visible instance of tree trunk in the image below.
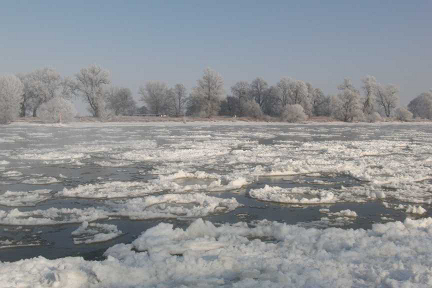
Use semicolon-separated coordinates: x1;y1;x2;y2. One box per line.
20;103;26;117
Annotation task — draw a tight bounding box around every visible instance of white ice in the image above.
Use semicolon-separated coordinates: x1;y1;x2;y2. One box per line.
71;221;122;244
1;218;432;287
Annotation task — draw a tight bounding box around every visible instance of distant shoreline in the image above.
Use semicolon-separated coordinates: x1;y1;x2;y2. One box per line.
12;115;431;125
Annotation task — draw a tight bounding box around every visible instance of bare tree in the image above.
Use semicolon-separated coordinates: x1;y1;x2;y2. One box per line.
186;94;203;116
219;96;240;116
310;88;328;116
69;64;111;118
16;73;33;117
106;87;136;116
261;86;281;116
250;78;268;108
230;81;250;116
361;75;377;115
172;84;187;117
276;78;291;107
0;75;24;124
138;81;172;115
375;84;399;117
190;68;225;117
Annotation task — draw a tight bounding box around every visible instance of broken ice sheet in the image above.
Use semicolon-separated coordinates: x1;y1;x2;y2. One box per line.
0;190;52;207
71;221;122;244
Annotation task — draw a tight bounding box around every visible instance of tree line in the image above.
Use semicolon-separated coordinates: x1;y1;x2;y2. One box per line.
0;64;431;124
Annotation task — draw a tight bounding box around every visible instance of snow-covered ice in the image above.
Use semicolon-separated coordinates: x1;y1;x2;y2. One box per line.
1;122;432;286
71;221;122;244
0;189;52;207
1;218;432;287
249;185;337;204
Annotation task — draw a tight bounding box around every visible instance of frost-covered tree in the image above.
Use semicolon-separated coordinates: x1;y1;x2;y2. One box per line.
18;68;64;117
16;73;32;117
394;107;413;122
231;81;250;101
301;82;314;116
219;96;240;117
275;78;311;115
0;75;24;124
281;104;308;123
241;100;262;118
261;86;281;116
106;87;136;116
172;84;187;117
185;94;203;116
310;88;330;116
37;97;76;123
288;79;309;107
190;68;225;117
250;78;268;108
408;91;432;119
276;78;291;107
361;75;377;115
331;79;363;122
138;81;172;115
375;84;399;117
231;81;250;116
69;64;111;118
338;78;359;93
366;112;383;123
136;105;148;115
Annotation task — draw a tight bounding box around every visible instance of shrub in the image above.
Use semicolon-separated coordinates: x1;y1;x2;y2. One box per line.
395;107;413;122
37;97;76;123
281;104;308;123
366;112;383;123
241;100;262;119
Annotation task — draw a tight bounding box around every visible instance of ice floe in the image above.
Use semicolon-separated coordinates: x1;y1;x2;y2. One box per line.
249;185;337;204
1;218;432;287
0;190;52;207
0;193;239;225
71;222;122;244
109;193;240;220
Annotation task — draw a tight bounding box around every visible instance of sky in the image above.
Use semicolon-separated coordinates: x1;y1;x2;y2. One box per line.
0;0;431;115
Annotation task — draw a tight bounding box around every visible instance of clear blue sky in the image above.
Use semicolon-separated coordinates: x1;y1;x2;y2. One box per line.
0;0;431;114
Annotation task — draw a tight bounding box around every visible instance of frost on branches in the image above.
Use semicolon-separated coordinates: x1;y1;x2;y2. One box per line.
408;90;432;119
331;79;363;122
69;64;111;119
37;97;77;123
189;68;225;117
281;104;308;123
395;107;413;122
0;75;23;124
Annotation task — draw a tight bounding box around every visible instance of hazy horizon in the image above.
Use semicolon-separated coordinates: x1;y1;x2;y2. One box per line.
1;0;431;115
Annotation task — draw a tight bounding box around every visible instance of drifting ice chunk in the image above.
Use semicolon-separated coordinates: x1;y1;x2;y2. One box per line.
111;193;241;220
72;221;122;244
22;177;60;185
0;190;52;207
249;185;336;204
406;205;427;215
0;207;108;225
